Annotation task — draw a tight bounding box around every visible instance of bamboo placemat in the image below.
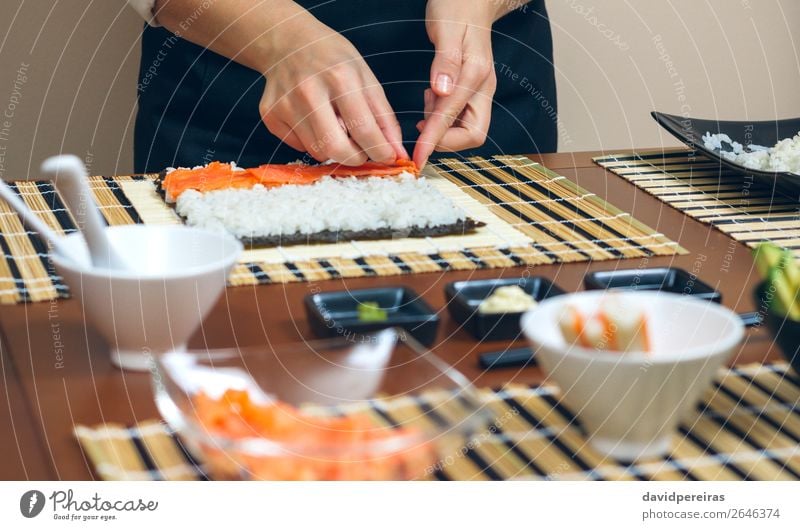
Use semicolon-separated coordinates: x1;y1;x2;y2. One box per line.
0;156;683;304
595;149;800;256
74;362;800;481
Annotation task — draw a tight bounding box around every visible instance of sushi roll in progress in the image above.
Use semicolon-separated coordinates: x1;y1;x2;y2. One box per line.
557;298;651;353
156;160;484;247
159;159;420;202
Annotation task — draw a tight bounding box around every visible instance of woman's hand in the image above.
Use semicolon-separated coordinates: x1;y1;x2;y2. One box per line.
154;0;405;165
260;16;406;165
413;0;504;167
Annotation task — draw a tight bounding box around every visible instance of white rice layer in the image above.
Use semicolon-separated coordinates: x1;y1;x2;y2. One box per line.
174;173;467;238
702;131;800;174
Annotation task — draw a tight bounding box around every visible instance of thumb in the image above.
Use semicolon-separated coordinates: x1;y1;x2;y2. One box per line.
429;24;464;97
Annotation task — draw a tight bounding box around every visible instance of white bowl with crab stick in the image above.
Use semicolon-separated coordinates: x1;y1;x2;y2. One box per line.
521;291;744;461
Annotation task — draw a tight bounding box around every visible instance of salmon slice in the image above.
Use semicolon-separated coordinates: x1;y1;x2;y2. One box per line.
247;159;419;184
161;162;259;202
161;159;419;201
328;159;419;177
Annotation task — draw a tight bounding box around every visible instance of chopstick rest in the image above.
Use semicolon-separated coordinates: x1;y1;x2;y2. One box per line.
738;311;762;327
479;347;536;369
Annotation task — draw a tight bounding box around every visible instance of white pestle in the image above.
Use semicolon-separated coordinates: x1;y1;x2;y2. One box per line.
39;155;128;270
0;180;78;262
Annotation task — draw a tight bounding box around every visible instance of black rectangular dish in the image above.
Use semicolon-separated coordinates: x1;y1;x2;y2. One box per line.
304;287;440;346
445;277;564;341
584;267;721;303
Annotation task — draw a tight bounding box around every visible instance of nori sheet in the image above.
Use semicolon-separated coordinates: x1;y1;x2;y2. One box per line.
238;218;486;248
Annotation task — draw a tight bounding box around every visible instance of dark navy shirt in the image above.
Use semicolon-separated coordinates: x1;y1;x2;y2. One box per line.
134;1;556;172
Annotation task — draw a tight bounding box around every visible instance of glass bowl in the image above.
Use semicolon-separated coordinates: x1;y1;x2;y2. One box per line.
151;329;488;480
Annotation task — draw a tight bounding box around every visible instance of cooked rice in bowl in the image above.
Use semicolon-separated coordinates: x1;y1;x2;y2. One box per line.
702;131;800;174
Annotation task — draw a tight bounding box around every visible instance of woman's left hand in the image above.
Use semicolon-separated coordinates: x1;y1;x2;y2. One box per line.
413;0;502;167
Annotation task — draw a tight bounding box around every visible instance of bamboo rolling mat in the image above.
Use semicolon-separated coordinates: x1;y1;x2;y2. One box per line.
0;156;683;304
74;362;800;481
595;149;800;256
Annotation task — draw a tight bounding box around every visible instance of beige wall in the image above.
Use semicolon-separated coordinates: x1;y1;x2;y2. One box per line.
0;1;798;178
0;1;142;179
548;0;800;152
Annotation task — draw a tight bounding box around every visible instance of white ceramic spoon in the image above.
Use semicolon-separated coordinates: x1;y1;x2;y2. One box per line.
39;155;128;270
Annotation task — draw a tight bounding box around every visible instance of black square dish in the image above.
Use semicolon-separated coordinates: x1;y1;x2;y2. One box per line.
305;287;440;346
445;277;565;341
584;268;721;303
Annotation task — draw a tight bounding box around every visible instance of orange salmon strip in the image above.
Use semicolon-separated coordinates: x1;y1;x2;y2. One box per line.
161;161;259;201
162;159;419;201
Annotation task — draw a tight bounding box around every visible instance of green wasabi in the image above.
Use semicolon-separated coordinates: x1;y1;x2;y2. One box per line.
357;301;388;322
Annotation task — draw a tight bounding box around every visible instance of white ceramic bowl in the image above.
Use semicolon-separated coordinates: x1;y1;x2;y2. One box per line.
521;291;744;461
50;225;242;371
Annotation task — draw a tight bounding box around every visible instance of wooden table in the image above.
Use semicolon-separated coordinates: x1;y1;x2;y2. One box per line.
0;151;779;480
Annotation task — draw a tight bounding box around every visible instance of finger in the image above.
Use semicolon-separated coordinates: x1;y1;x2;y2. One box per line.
423;88;435;121
262;93;332;159
309;104;368;165
288;119;327;162
366;86;409;160
414;90;435;135
263;118;306;153
260;98;306;153
414;50;492;166
428;22;465;97
413;82;474;167
432;123;475;153
334;93;395;164
434;77;494;152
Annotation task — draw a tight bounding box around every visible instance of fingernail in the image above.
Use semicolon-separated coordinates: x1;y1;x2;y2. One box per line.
435;74;453;95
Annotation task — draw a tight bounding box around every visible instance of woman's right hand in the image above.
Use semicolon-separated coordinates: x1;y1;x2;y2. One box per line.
258;16;406;165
